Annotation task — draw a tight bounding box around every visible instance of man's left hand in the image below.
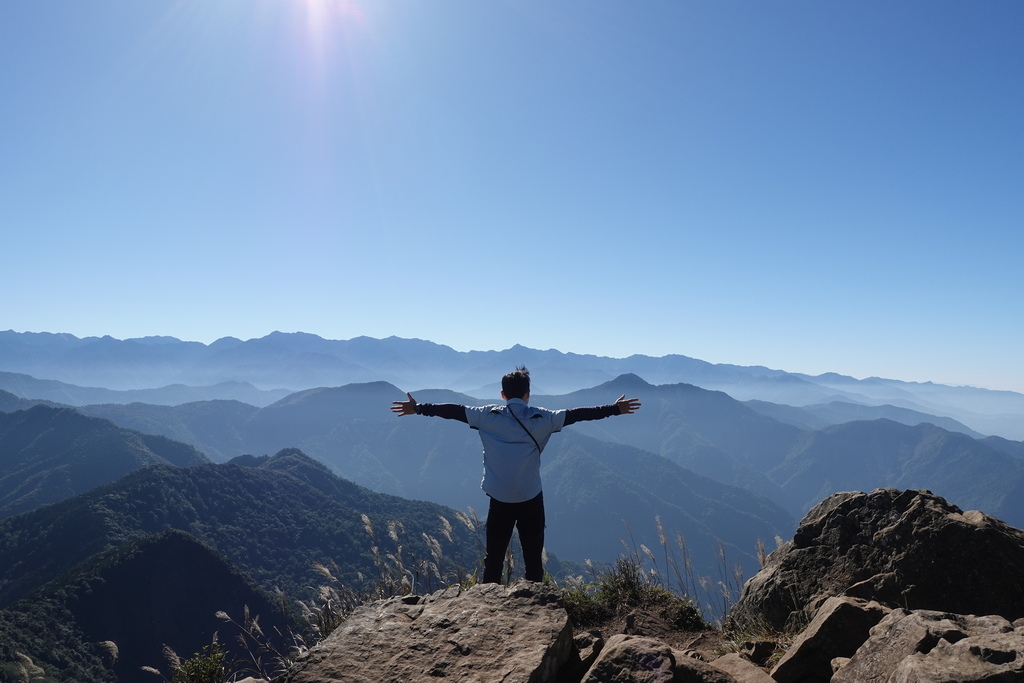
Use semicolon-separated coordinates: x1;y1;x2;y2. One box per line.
616;395;641;414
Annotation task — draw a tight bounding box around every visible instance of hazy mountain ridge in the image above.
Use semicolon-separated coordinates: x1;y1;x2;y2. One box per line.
12;370;1021;528
542;432;792;572
770;419;1024;523
0;382;796;581
983;435;1024;459
42;375;1024;556
744;399;984;438
0;405;209;519
0;370;290;407
6;370;1020;541
77;399;259;462
0;388;54;413
3;330;1021;439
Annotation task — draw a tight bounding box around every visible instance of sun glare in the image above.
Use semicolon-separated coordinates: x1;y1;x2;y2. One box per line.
286;0;370;83
297;0;368;44
304;0;366;25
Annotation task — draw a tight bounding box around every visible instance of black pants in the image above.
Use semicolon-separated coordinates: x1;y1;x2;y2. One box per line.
483;492;545;584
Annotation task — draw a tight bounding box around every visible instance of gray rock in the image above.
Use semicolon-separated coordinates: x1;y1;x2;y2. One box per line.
889;629;1024;681
581;635;676;682
734;641;776;668
576;630;605;666
829;657;850;674
279;582;574;683
770;596;889;683
833;608;1024;683
708;653;774;682
668;653;739;683
729;489;1024;631
580;635;737;683
563;630;606;682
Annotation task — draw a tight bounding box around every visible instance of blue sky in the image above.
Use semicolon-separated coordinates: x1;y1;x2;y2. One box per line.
2;1;1022;392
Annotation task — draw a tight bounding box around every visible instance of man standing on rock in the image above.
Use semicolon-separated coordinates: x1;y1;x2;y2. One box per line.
391;366;641;584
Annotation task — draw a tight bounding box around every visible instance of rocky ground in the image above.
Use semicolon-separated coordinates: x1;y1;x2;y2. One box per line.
578;612;729;656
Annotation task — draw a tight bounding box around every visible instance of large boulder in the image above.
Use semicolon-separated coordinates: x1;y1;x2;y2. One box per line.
729;489;1024;631
769;596;889;683
581;635;736;683
832;609;1024;682
708;653;775;683
279;582;575;683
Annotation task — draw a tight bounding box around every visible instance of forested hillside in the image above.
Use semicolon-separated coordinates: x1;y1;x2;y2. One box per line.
0;450;474;608
0;405;207;519
0;530;285;683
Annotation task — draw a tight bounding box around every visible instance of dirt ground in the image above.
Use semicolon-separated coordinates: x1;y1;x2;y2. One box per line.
575;611;730;656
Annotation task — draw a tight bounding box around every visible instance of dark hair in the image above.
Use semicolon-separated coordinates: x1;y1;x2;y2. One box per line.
501;366;531;400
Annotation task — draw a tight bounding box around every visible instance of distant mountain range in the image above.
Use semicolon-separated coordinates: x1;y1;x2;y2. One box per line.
6;373;1022;571
2;330;1022;439
3;330;1024;681
0;388;795;582
0;370;290;407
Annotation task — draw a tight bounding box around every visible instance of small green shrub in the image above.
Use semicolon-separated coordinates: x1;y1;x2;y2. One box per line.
170;641;227;683
143;638;228;683
562;556;707;631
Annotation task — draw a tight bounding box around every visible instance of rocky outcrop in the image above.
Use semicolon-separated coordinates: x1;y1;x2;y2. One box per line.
709;653;775;683
278;582;738;683
280;582;574;683
279;488;1024;683
770;597;889;683
729;488;1024;632
723;488;1024;682
832;609;1024;682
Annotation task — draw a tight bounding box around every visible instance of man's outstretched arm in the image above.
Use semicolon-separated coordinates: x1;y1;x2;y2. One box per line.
391;393;468;422
564;394;641;426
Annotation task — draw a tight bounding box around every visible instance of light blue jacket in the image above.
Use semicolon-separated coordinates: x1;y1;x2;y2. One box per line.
465;398;567;503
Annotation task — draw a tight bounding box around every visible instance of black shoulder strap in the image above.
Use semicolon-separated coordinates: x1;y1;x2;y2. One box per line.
506;406;543;454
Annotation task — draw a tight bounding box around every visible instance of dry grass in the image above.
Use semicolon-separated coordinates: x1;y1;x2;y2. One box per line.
190;511;775;682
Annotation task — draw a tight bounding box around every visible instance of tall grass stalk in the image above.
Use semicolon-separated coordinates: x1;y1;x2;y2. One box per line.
141;637;228;683
355;509;493;595
204;512;770;682
560;518;761;627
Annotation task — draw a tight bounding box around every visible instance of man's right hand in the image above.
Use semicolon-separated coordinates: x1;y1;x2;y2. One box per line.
391;392;418;416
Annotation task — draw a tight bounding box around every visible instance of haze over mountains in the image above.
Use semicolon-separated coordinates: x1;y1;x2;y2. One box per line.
3;330;1022;439
3;331;1023;565
3;329;1024;681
